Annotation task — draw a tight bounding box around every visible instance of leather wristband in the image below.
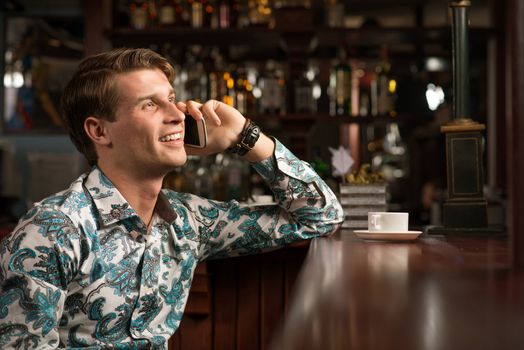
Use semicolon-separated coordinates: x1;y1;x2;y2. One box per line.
227;118;261;156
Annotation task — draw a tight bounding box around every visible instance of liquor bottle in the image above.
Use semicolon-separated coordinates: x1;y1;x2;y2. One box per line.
375;45;397;116
175;0;190;27
350;60;361;116
147;0;158;27
294;67;316;114
258;60;284;115
329;48;351;116
158;0;176;26
325;0;344;28
234;65;256;115
203;0;215;28
230;0;240;28
129;0;149;29
358;66;374;116
217;0;231;28
188;0;204;28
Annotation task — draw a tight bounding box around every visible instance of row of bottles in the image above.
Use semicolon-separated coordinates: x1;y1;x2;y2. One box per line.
118;0;347;30
164;45;288;116
161;44;397;117
328;45;397;117
122;0;272;30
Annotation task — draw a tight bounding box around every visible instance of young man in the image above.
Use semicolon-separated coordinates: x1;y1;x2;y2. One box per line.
0;48;343;349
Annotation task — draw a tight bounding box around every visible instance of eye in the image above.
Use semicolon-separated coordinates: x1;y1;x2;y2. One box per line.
143;100;156;111
168;95;176;104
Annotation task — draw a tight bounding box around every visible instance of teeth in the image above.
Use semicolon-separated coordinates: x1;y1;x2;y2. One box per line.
159;133;181;142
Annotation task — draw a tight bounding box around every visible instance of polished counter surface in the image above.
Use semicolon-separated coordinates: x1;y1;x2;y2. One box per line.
269;230;524;350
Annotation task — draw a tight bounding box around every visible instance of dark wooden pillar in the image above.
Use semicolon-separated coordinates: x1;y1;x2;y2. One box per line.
507;0;524;267
429;1;490;233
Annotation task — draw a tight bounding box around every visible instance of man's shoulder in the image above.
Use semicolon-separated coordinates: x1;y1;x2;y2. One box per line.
161;189;221;212
161;188;194;207
28;172;92;223
5;176;91;251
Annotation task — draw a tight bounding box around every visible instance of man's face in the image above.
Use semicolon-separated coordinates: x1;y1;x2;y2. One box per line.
104;68;187;176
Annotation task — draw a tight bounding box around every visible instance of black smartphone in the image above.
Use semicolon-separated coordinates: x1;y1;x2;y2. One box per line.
184;115;207;148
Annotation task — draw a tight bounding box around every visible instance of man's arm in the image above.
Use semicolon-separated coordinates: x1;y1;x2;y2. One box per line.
0;207;74;349
165;138;343;260
169;99;343;258
177;99;274;160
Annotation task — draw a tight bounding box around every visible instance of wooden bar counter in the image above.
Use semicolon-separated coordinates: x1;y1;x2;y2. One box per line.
269;230;524;350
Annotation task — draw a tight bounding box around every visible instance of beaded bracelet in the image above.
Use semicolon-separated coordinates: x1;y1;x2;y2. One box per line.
227;118;261;156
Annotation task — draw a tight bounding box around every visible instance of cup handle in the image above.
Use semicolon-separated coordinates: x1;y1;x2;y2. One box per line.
369;214;381;230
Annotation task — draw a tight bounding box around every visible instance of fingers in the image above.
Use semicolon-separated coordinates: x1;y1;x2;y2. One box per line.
180;99;224;126
201;100;222;126
184;100;204;121
175;101;187;113
181;99;249;128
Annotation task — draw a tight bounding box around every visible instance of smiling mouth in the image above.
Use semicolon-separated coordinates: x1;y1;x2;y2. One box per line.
159;133;182;142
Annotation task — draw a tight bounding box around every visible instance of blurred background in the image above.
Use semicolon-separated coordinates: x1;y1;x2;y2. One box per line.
0;0;506;230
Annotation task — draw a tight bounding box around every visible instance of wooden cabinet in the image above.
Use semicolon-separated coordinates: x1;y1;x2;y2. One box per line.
169;244;309;350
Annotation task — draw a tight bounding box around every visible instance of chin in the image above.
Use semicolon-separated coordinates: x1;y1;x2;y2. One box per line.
170;154;187;167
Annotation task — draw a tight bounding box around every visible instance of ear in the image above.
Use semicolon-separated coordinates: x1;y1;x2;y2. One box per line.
84;116;111;147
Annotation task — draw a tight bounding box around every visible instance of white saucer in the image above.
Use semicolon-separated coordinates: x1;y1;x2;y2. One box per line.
353;230;423;242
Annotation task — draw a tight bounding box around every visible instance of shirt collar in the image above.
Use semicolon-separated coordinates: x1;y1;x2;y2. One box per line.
84;166;177;227
155;191;178;225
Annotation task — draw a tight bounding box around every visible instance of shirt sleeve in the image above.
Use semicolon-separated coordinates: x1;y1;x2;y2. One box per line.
0;206;77;349
196;139;344;260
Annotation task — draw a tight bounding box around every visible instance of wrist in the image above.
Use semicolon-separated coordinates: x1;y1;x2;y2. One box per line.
243;133;275;163
227;118;261;157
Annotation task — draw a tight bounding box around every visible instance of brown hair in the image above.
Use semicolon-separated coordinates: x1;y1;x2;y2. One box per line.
60;48;175;166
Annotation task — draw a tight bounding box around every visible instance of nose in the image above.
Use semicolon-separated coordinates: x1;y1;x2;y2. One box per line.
164;102;185;123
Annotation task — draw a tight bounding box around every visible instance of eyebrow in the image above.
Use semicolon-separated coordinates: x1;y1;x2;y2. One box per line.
135;90;176;105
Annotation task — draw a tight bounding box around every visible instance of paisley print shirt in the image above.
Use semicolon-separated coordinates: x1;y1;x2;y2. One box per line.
0;140;343;349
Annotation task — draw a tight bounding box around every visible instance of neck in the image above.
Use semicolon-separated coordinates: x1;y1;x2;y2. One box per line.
97;160;164;225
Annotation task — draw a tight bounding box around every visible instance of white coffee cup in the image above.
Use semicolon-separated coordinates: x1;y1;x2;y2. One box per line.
368;212;409;232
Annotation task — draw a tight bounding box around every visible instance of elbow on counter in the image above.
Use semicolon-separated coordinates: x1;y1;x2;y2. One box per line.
319;179;345;236
324;196;344;236
293;186;344;238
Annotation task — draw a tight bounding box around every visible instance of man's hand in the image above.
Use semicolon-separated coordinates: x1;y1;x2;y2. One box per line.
176;99;244;156
177;99;275;162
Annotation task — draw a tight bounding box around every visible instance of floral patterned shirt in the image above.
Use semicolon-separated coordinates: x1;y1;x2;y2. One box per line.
0;140;343;349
